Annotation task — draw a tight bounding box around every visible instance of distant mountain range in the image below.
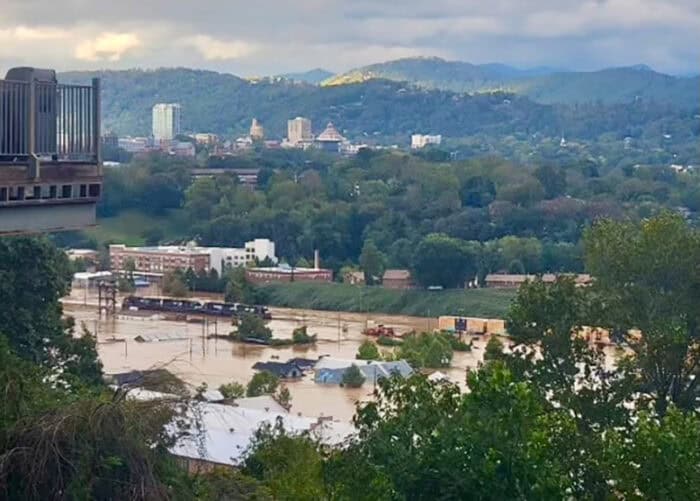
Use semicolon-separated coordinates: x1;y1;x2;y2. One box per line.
323;57;699;108
58;66;696;144
277;68;335;84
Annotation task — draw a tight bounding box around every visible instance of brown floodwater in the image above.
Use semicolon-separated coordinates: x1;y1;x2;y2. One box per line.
62;289;621;422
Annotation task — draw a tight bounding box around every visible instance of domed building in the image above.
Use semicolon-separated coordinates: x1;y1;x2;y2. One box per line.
314;122;345;153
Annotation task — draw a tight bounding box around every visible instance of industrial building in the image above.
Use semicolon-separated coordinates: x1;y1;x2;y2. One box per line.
152;103;181;141
110;239;277;275
483;273;592;289
245;250;331;284
0;67;103;234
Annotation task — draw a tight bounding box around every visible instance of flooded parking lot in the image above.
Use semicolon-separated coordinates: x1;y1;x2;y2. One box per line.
63;290;486;421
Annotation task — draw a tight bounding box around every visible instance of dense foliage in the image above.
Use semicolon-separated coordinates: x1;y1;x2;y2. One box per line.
92;148;700;289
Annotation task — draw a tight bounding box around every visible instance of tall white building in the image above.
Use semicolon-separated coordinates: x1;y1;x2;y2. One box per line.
152;103;182;141
287;117;313;145
411;134;442;149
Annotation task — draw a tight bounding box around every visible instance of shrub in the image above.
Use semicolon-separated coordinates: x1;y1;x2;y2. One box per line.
356;340;381;360
247;371;280;397
219;381;245;399
341;365;365;388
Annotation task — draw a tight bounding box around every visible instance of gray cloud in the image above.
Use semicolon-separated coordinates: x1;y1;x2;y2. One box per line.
0;0;698;75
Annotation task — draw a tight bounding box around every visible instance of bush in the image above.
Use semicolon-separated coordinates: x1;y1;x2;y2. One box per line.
448;335;472;352
356;340;381;360
377;336;402;347
484;336;505;361
236;314;272;342
247;371;279;397
398;332;453;369
162;270;188;297
292;326;317;345
342;364;366;388
219;381;245;399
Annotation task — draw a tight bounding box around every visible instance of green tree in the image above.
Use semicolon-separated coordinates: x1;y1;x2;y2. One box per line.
247;371;279;397
243;423;326;500
356;340;381;361
359;239;386;285
534;164;567;199
291;325;316;344
219;381;246;399
483;335;504;362
342;364;366;388
398;332;453;369
585;212;700;416
162;270;188;297
412;234;478;288
275;386;292;410
236;314;272;342
225;266;256;304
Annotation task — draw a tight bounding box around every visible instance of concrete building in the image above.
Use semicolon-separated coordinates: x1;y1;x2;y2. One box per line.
249;118;264;141
152;103;181;141
110;244;210;274
245;265;332;284
170;141;195;158
194;133;218;145
110;239;276;275
118;136;150;153
287;117;313;145
411;134;442;149
483;273;592;289
315;122;345;153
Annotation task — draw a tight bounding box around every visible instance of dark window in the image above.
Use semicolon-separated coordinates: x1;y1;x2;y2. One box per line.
32;186;41;199
79;184;87;197
0;187;7;202
43;185;57;199
61;185;72;198
88;184;101;197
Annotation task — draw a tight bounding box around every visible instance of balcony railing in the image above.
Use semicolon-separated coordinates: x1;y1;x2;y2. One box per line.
0;78;101;163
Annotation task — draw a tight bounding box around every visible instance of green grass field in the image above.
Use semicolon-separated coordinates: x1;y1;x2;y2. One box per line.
256;282;516;318
86;209;187;246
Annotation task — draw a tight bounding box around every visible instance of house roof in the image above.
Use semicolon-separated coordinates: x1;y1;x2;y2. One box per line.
168;402;355;466
314;358;413;384
286;358;317;370
252;361;303;377
383;269;411;280
316;122;345;142
231;395;287;414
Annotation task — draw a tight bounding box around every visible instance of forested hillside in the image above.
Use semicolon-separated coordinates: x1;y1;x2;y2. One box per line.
325;57;700;108
59;68;698;146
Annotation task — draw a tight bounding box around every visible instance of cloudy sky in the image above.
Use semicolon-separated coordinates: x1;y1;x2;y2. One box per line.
1;0;698;76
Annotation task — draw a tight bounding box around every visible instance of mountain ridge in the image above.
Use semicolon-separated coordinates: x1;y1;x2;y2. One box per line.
323;57;699;108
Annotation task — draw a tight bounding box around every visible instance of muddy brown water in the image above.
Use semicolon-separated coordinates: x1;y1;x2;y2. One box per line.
63;289;622;421
63;290;488;421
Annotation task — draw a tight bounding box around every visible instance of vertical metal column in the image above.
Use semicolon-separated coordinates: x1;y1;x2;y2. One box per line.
92;78;102;172
28;79;40;179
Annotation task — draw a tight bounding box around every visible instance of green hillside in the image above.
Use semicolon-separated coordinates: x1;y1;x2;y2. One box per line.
325;57;700;108
58;67;696;146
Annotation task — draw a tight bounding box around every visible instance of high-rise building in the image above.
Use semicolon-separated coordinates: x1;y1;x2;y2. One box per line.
249;118;265;141
152;103;181;141
287;117;313;145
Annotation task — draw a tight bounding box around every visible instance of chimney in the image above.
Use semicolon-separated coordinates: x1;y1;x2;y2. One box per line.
314;250;320;270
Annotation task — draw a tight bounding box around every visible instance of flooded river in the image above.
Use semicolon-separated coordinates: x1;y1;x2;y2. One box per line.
63;290;486;421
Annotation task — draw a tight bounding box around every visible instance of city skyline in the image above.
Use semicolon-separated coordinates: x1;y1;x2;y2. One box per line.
0;1;698;76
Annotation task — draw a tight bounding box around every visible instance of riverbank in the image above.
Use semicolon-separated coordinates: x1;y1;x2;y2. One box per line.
255;282;515;318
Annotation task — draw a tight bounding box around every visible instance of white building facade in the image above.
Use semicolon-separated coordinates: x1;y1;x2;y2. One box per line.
411;134;442;149
152;103;182;141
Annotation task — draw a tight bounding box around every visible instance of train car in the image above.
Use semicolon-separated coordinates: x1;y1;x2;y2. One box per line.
202;301;237;317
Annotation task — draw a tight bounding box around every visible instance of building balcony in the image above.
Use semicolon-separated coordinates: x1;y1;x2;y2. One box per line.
0;70;102;234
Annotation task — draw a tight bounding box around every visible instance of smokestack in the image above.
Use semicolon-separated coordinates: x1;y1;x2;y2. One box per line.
314;250;320;270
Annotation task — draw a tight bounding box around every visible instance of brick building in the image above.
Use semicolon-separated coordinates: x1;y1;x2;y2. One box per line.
245;265;332;285
109;244;210;274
